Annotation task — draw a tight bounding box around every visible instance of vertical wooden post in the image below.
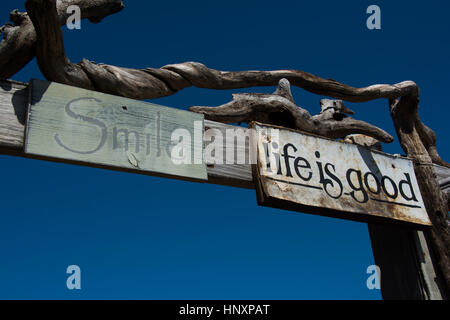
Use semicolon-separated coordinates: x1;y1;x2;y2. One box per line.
349;134;448;300
367;152;449;299
368;224;447;299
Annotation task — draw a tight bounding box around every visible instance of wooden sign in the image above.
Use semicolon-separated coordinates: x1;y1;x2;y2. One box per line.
25;79;207;181
251;123;431;227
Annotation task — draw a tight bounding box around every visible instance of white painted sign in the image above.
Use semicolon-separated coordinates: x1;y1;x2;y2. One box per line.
252;123;431;227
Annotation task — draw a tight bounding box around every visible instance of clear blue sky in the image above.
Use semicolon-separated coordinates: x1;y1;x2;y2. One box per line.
0;0;449;300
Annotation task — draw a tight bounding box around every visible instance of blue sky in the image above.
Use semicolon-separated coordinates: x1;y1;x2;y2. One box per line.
0;0;449;299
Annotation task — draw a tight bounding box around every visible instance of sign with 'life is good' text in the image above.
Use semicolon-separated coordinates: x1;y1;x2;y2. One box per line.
25;79;207;182
251;123;431;227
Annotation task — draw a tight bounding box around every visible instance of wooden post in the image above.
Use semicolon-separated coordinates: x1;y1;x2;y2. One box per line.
368;224;447;299
349;135;449;299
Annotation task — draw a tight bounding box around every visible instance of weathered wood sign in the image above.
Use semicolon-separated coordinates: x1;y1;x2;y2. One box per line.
1;78;449;298
251;123;431;227
25;79;207;181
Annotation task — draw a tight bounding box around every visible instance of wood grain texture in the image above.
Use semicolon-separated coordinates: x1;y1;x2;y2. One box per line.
25;79;207;181
368;223;447;300
191;79;394;143
251;123;430;227
0;80;28;149
204;120;253;188
359;135;447;300
389;96;450;294
0;79;253;187
434;164;450;190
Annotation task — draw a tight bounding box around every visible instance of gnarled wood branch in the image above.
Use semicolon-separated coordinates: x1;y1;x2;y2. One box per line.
415;118;450;168
0;0;124;79
190;79;394;143
445;190;450;209
23;1;417;99
390;96;450;293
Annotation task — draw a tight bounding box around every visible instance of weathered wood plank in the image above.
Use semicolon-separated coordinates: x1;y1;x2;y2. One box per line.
204;120;253;188
0;80;28;150
434;164;450;192
25;79;207;182
0;79;254;187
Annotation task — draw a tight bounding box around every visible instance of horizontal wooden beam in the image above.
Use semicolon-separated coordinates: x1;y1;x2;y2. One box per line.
0;79;254;188
0;79;448;191
0;79;28;149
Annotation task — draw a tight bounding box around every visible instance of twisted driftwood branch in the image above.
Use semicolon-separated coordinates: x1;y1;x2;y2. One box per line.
22;1;421;99
190;79;394;143
0;0;124;79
